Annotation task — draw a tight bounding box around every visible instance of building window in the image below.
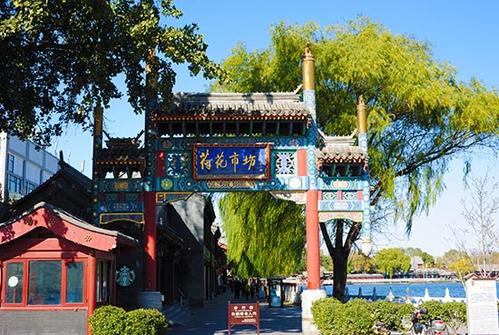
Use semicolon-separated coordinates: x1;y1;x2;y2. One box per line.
7;154;14;173
2;260;86;307
5;262;24;304
7;174;23;194
66;262;84;304
96;260;111;303
26;182;37;194
28;260;62;305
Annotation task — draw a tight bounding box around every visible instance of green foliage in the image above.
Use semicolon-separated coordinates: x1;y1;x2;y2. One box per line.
214;18;499;232
348;252;374;273
220;192;305;278
369;301;414;331
89;305;127;335
90;306;168;335
312;299;465;334
448;257;474;280
373;248;411;278
321;253;334;271
312;298;374;335
421;252;435;266
215;17;498;300
297;250;334;272
420;301;467;334
437;249;469;267
0;0;221;146
125;309;168;335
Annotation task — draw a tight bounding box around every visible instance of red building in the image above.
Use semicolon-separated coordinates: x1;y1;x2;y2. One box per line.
0;202;137;335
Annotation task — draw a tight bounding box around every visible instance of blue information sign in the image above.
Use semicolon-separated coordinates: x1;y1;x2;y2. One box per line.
193;144;270;180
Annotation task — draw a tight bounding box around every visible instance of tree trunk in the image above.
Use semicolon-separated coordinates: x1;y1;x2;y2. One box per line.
319;219;362;302
332;247;348;301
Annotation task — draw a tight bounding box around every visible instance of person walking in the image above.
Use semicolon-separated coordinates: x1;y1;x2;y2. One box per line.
250;279;256;300
234;279;241;299
243;280;250;301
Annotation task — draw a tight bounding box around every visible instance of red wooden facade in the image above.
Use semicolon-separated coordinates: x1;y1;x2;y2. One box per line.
0;202;137;334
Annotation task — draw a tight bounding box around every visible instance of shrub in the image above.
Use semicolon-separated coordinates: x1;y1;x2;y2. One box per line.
311;298;342;335
312;298;374;335
89;305;127;335
369;300;414;331
125;308;168;335
420;301;467;335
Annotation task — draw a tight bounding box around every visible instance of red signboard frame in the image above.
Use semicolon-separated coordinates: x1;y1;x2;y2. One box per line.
227;301;260;335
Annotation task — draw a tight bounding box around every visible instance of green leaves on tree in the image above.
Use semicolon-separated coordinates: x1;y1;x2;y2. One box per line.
220;192;305;279
0;0;222;146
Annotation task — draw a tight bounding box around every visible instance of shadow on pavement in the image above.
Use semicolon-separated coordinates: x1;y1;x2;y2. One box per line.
168;291;302;335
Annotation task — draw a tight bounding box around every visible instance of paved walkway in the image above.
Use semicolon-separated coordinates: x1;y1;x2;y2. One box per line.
168;291;302;335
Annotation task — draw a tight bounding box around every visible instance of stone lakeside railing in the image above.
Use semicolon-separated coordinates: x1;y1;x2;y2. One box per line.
346;287;498;305
282;281;499;305
344;287;468;305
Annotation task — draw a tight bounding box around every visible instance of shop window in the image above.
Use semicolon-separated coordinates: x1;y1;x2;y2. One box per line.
96;260;111;303
28;260;61;305
66;262;84;304
5;262;24;304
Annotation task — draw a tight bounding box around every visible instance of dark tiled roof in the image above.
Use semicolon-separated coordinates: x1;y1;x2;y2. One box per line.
0;202;138;248
152;92;310;121
317;145;368;164
96;137;145;165
7;160;92;217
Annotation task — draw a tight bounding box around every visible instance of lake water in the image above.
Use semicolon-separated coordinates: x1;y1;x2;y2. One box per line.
322;281;499;299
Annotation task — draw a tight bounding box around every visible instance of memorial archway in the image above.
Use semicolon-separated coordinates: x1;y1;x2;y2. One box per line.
91;47;371;334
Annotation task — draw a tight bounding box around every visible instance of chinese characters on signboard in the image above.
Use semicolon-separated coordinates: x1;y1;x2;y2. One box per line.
193;144;270;180
228;302;260;335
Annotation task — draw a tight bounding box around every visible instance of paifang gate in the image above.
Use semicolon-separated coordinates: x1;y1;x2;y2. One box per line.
91;47;371;334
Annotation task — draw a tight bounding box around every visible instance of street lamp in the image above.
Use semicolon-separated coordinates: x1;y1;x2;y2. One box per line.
361;239;373;256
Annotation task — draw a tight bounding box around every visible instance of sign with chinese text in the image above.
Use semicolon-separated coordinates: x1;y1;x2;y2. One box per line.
466;278;499;335
193;144;270;180
228;302;260;335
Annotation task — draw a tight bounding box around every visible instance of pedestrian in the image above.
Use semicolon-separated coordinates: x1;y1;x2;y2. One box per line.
243;280;250;301
234;279;241;299
259;282;266;300
250;279;256;300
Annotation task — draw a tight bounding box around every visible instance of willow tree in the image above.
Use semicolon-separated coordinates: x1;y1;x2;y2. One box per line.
220;192;305;278
0;0;220;146
214;19;499;299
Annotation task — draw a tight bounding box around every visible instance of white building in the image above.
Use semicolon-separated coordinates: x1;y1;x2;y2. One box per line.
0;132;59;202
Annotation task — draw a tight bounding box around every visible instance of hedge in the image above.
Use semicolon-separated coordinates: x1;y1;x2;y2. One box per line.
89;305;127;335
90;306;168;335
368;300;414;331
312;298;373;335
312;298;467;335
420;301;467;335
125;309;168;335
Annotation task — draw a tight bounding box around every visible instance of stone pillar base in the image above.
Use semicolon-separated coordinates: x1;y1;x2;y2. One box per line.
301;289;327;335
137;291;163;310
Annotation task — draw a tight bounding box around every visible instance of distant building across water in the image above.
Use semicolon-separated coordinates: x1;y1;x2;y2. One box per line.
0;132;59;202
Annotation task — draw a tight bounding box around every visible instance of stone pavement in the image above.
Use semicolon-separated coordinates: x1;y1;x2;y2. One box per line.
168;291;302;335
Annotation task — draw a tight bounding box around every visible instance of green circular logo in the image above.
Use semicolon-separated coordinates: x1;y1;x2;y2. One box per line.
161;178;173;190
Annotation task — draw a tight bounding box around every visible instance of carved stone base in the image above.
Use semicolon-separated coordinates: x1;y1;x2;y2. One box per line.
301;289;327;335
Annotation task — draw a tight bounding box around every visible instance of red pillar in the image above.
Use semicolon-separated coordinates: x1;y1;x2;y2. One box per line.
87;253;97;335
305;189;321;290
144;191;157;291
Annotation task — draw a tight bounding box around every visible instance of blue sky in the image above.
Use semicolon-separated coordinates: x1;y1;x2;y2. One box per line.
52;0;498;256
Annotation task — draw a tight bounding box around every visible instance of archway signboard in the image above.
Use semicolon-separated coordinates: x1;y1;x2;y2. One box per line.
91;47;371;335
